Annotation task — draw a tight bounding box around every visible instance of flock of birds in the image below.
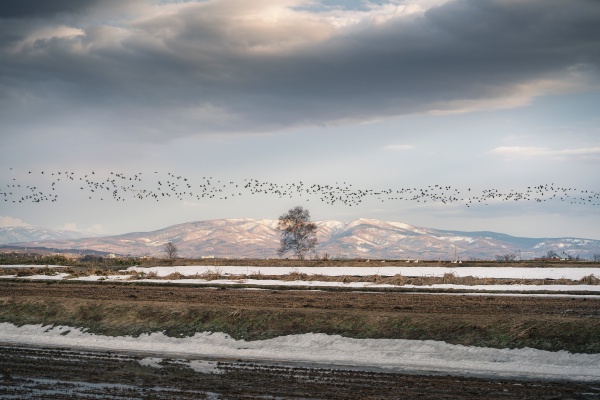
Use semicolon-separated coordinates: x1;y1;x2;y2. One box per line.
2;168;599;208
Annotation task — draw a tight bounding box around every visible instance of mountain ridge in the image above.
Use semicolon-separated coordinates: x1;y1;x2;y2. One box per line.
0;226;100;244
1;219;599;260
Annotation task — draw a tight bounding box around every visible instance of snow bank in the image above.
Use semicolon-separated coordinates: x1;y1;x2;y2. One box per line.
0;323;598;382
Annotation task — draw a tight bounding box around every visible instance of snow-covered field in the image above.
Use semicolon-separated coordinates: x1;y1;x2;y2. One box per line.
1;323;598;382
2;265;599;293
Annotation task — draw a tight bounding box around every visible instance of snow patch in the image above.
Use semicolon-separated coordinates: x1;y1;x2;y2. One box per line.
1;323;598;382
139;357;163;369
188;360;223;374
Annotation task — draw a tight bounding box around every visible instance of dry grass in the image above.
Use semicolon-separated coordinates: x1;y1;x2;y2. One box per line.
1;292;599;354
281;268;309;281
127;270;158;280
0;266;70;277
579;274;600;284
163;272;185;280
195;267;224;281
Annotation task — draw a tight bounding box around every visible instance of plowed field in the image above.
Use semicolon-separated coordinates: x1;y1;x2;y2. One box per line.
1;281;599;316
2;345;599;399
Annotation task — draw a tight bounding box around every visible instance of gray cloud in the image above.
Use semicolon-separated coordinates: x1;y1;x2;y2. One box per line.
0;0;100;19
1;0;599;141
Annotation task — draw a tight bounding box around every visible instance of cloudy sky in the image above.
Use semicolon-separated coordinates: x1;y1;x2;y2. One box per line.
1;0;599;239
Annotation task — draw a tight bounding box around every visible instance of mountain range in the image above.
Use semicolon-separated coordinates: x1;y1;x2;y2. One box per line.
2;218;599;260
0;226;99;244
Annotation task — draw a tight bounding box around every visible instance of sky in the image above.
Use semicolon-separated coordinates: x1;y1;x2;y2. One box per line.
1;0;599;239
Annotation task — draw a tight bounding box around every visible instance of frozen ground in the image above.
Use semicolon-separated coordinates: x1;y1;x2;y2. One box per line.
1;322;598;382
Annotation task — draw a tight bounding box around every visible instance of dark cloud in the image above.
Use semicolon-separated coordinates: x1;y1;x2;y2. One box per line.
1;0;599;140
0;0;99;19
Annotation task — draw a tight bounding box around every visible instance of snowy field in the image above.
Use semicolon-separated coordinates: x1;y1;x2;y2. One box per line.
1;322;599;382
2;265;599;293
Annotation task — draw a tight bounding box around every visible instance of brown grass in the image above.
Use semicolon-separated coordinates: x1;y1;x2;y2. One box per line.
1;293;599;354
579;274;600;284
163;272;185;280
196;267;224;280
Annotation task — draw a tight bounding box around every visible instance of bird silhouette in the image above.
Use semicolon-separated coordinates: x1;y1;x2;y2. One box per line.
3;168;599;208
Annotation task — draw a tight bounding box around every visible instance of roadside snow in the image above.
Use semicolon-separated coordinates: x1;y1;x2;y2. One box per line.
0;323;598;382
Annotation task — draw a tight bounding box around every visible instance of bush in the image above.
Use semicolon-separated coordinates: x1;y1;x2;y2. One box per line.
495;253;517;262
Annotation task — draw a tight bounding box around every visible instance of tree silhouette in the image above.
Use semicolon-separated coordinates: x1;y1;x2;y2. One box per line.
164;241;178;259
277;206;318;260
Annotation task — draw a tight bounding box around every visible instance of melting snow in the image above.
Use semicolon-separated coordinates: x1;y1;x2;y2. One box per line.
0;323;598;382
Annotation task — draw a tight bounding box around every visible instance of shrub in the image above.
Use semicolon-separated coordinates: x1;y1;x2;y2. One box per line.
579;274;600;285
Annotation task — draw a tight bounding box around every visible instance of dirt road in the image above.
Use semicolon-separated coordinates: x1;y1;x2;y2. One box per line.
1;345;599;399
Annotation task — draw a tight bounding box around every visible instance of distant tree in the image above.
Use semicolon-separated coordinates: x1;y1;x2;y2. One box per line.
277;206;318;260
495;253;517;262
164;242;178;259
594;253;600;262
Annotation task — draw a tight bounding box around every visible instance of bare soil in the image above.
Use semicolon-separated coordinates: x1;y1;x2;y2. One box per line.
2;280;599;315
2;345;599;399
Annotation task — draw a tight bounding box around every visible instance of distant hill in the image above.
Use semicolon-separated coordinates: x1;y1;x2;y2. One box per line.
3;218;600;260
0;226;100;244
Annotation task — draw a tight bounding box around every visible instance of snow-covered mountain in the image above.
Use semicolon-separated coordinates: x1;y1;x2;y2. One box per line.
0;226;99;244
4;218;600;260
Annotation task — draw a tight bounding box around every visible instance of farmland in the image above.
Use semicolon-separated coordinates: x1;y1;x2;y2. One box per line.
1;261;600;398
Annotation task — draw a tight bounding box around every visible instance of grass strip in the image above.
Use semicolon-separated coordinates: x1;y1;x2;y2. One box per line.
1;297;598;354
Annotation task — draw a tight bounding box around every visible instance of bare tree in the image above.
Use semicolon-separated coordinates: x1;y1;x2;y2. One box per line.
164;242;178;259
277;206;318;260
495;253;517;262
